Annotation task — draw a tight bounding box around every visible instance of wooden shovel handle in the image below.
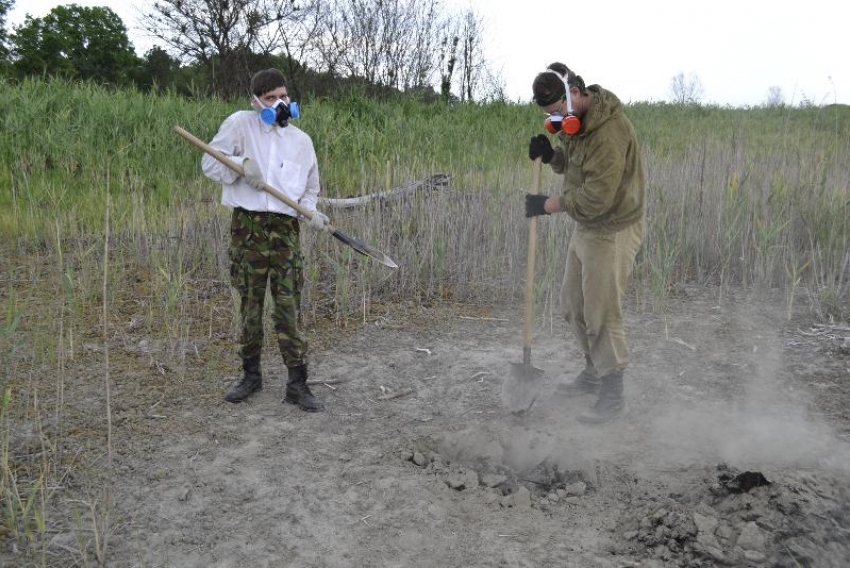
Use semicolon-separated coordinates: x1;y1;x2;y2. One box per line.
523;158;542;352
173;125;321;224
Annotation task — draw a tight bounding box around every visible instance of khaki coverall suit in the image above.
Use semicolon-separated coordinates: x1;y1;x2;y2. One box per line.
548;85;646;378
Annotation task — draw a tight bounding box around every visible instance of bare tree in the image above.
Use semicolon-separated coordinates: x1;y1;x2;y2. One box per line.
261;0;325;98
326;0;382;84
313;0;425;88
478;65;508;103
309;1;345;77
401;0;443;91
457;9;483;102
140;0;302;97
309;0;486;99
438;29;459;104
0;0;13;65
764;85;784;107
668;71;704;104
143;0;492;101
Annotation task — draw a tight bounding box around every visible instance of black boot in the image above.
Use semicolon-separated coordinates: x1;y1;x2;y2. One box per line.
578;370;624;424
225;356;262;403
284;365;323;412
556;354;600;397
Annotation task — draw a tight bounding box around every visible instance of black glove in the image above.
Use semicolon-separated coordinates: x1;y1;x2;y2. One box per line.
525;194;550;218
528;134;554;164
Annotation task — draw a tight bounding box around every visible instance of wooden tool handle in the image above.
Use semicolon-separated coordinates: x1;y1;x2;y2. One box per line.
173;125;322;224
523;158;542;351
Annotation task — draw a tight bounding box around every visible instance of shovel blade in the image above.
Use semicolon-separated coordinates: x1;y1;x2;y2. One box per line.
502;362;545;413
332;229;398;268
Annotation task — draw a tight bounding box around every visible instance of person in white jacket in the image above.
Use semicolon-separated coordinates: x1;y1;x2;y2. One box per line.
202;68;329;411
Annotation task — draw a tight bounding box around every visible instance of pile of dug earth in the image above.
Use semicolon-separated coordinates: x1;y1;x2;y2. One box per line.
404;438;850;567
612;465;849;567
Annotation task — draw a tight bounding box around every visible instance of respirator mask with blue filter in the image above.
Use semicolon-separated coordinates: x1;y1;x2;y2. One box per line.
254;94;300;128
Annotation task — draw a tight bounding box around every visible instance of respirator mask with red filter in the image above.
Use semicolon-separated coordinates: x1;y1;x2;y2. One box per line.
542;69;581;136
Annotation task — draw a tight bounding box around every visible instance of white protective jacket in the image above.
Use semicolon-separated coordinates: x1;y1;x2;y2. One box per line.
202;110;320;216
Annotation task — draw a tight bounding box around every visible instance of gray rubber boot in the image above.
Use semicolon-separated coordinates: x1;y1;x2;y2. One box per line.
284;365;323;412
556;354;600;397
578;371;624;424
225;355;262;403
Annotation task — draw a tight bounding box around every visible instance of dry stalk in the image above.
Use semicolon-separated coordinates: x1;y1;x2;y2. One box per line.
377;388;415;401
306;378;352;385
103;184;113;469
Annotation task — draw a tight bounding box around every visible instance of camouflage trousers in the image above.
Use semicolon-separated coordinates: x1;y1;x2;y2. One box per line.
229;208;306;367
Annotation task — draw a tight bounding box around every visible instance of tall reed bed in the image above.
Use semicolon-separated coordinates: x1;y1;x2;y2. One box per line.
0;78;848;360
1;76;849;563
1;78;848;341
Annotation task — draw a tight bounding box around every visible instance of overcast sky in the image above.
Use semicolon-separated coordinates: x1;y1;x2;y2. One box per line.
8;0;850;106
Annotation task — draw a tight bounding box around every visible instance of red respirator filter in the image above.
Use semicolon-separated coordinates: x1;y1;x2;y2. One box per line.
541;67;582;136
544;113;581;135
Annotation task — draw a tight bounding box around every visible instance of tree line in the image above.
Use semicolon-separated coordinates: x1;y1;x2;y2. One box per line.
0;0;503;102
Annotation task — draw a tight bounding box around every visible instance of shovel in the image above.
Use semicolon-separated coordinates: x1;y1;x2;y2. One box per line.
502;157;545;413
174;125;398;269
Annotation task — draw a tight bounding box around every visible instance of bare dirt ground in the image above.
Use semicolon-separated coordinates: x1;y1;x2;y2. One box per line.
4;285;850;567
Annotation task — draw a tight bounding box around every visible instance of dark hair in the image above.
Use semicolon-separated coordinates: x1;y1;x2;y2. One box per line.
251;68;287;97
532;62;587;106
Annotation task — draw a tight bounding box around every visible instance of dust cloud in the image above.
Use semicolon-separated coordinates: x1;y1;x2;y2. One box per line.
643;305;850;474
439;303;850;479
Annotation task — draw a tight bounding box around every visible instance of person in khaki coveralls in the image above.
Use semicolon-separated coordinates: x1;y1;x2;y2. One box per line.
526;63;646;424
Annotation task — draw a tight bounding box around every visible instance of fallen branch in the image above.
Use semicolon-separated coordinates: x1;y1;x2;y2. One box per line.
306;378;352;385
377;388;416;401
669;337;696;351
799;326;850;341
813;323;850;333
319;174;451;209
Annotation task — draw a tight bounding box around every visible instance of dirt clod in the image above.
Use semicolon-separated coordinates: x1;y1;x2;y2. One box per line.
412;451;429;466
720;468;771;493
479;473;507;488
